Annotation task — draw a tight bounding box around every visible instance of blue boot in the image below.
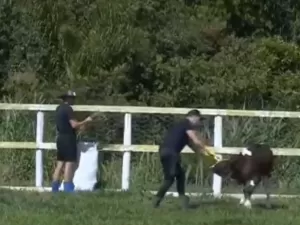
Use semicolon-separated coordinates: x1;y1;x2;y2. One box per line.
63;181;75;193
51;180;61;193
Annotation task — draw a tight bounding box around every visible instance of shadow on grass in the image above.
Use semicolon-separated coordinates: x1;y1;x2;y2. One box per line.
187;198;288;210
209;218;252;225
187;198;235;209
255;202;288;210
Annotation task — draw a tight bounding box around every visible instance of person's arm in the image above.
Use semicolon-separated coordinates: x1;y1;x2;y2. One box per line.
70;117;92;129
187;130;221;161
66;106;92;129
186;130;206;154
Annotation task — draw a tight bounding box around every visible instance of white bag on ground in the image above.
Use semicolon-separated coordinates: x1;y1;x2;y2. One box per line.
74;142;98;191
59;142;99;191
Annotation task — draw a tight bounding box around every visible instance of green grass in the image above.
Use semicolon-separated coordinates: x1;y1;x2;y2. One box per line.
0;190;299;225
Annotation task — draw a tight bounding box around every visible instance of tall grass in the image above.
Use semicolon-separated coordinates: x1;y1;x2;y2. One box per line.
0;103;300;194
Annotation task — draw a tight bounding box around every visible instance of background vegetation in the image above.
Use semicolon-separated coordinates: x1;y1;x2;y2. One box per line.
0;0;300;193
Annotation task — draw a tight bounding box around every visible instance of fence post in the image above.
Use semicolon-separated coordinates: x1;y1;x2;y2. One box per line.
122;113;132;190
212;116;223;197
35;111;44;187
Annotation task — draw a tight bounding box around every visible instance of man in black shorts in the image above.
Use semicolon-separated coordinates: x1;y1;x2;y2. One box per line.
51;90;93;193
153;109;207;209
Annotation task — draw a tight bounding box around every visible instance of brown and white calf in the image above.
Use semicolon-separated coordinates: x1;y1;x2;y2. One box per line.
211;144;274;209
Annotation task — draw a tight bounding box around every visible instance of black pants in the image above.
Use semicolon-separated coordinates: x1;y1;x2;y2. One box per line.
156;153;185;199
56;134;77;162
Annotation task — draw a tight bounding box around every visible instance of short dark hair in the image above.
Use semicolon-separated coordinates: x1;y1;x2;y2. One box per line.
186;109;201;117
59;90;76;99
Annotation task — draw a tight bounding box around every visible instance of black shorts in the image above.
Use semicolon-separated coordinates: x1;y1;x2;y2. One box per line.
56;134;77;162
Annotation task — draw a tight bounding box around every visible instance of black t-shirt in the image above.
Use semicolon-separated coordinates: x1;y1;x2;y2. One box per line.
55;103;76;136
159;119;196;155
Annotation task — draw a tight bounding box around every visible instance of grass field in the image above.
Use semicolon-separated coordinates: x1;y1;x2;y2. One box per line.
0;189;299;225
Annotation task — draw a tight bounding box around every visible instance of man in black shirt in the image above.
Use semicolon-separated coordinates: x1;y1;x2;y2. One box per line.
153;109;207;209
51;90;93;193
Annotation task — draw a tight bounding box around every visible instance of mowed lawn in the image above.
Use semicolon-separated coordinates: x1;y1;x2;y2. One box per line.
0;190;298;225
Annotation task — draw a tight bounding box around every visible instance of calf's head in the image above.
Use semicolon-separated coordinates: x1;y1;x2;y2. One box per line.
211;160;232;178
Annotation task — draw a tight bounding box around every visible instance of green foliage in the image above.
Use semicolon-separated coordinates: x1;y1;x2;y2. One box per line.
222;0;300;40
1;0;300;108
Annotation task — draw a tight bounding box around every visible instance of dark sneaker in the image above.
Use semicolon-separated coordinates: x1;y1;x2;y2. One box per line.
152;196;162;208
180;195;190;209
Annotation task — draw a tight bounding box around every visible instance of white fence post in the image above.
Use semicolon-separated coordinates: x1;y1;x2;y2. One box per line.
212;116;223;197
35;111;44;187
121;113;132;190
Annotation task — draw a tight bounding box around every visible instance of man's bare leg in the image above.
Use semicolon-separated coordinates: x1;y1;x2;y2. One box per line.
51;161;64;192
63;161;76;192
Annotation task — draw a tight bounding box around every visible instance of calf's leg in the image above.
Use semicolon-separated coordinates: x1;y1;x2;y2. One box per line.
242;177;261;209
262;176;271;208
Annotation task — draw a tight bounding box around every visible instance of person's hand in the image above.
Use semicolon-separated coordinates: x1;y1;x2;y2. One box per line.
214;155;222;161
203;147;221;161
85;116;93;122
204;147;215;156
201;148;209;156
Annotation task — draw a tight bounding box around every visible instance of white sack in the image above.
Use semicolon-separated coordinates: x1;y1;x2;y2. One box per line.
59;142;98;191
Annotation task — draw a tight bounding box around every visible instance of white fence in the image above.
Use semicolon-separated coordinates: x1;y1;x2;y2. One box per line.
1;103;300;196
